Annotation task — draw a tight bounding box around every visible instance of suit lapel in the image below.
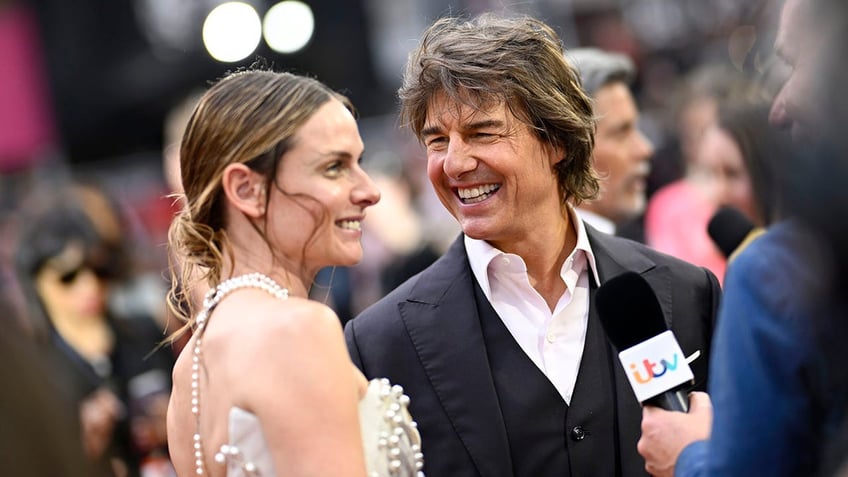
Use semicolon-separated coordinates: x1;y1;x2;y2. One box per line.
399;237;512;475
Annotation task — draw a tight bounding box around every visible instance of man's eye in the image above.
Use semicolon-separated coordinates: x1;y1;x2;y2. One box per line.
326;161;343;174
426;137;447;148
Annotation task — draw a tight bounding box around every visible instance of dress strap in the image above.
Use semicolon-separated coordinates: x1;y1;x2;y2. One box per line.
190;273;289;476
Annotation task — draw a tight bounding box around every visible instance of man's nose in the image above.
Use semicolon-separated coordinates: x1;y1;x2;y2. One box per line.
443;139;477;179
635;131;655;161
769;93;790;130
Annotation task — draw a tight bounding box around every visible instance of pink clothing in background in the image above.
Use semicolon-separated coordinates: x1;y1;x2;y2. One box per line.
645;180;726;285
0;5;56;171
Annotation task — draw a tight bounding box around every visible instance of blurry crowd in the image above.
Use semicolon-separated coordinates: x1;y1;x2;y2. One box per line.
0;178;174;476
2;0;848;475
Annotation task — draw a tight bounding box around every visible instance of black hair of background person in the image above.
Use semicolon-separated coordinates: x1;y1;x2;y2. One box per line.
14;203;106;338
0;293;93;477
718;101;792;226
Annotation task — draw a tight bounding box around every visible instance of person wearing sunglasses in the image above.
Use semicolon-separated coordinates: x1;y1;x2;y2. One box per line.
14;183;174;477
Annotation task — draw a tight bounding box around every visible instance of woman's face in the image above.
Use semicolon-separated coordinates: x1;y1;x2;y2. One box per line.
266;98;380;274
695;125;759;223
35;243;110;324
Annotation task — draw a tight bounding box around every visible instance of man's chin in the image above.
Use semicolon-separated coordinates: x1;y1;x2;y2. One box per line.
618;200;645;222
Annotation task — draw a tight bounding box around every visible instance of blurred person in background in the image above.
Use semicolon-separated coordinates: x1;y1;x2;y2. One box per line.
646;74;781;282
644;64;742;282
692;94;792;263
636;0;848;475
162;91;203;203
14;181;175;477
160;90;204;353
711;87;790;225
567;47;654;242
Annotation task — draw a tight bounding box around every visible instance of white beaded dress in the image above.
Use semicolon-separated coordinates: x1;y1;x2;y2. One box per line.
189;274;425;477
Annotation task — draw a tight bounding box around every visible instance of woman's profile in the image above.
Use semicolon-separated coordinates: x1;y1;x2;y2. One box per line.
166;69;424;476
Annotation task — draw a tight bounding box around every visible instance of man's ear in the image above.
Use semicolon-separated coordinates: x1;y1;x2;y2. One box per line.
549;144;567;168
221;163;267;218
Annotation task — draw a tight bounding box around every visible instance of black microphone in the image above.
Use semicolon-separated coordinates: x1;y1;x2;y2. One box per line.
596;271;694;412
707;206;755;258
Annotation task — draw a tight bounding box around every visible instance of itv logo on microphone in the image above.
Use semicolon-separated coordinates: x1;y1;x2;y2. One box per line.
629;353;682;384
618;330;694;402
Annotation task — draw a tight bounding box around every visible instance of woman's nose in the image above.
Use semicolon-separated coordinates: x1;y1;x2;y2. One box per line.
353;170;381;207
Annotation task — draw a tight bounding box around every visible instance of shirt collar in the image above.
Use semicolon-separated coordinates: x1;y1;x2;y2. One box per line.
465;204;601;297
570;205;601;288
575;207;616;236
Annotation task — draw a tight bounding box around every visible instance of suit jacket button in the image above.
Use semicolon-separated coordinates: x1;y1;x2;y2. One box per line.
570;426;587;441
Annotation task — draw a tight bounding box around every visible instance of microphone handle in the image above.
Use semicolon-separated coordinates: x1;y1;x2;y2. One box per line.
644;389;690;412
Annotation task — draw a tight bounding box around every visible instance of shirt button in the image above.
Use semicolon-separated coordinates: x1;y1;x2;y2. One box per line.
545;332;556;343
570;426;587;441
501;256;510;265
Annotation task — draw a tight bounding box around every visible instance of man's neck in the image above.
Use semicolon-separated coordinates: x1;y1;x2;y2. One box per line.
502;210;578;310
576;207;616;235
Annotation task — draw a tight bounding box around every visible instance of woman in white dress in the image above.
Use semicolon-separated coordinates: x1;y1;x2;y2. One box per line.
166;70;423;477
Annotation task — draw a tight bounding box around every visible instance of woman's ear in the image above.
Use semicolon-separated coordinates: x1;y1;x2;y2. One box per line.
221;163;267;218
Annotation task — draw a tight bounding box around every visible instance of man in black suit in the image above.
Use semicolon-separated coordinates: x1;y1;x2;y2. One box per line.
345;14;720;477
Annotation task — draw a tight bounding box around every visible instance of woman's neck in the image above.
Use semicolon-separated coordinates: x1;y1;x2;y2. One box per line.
222;255;310;299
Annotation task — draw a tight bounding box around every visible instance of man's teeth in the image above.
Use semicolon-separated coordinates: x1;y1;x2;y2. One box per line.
338;220;362;231
458;184;499;203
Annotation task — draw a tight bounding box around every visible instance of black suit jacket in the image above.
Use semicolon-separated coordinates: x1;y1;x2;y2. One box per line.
345;226;720;476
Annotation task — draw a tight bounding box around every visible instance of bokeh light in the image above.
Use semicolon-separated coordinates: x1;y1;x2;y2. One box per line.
202;2;262;63
263;1;315;54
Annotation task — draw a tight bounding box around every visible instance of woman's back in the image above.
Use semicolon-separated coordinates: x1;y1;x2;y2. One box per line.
168;285;369;476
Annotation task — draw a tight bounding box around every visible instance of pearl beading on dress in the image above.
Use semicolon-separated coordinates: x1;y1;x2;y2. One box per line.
192;273;289;476
370;379;425;477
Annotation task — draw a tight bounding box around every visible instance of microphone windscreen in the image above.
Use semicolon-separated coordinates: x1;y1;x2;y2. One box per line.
708;206;755;258
596;271;667;351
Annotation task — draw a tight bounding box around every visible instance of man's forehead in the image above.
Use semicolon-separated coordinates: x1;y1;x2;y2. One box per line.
424;93;510;127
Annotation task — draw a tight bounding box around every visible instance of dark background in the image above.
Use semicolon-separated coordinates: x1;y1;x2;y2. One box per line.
25;0;388;165
7;0;776;169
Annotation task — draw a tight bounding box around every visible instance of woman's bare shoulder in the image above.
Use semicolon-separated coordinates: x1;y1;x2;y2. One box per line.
216;292;346;368
245;294;341;340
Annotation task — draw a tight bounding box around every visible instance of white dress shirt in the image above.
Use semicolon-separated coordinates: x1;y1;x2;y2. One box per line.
465;206;600;404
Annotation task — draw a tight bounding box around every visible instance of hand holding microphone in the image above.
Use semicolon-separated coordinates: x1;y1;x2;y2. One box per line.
638;392;713;477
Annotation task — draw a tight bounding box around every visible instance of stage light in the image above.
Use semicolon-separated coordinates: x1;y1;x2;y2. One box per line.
202;2;262;63
263;1;314;54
